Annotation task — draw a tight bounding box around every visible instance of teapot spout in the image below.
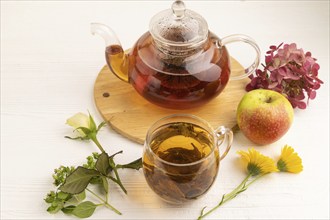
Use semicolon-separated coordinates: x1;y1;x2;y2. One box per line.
91;23;121;47
91;23;129;82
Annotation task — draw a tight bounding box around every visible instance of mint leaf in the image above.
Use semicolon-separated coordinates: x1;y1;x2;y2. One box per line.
109;150;123;159
117;158;142;170
47;199;64;214
45;191;73;214
67;191;86;204
47;203;64;214
72;201;97;218
44;191;56;203
61;205;76;214
59;167;100;194
95;152;111;175
57;191;71;200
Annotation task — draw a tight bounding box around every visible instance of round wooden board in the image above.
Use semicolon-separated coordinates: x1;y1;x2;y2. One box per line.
94;57;248;144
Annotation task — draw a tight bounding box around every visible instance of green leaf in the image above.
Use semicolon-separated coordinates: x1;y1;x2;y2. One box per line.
97;121;107;132
101;176;109;194
47;205;62;214
109;157;115;168
57;191;71;200
117;158;142;170
108;151;123;169
88;113;97;132
109;150;123;159
59;167;100;194
44;191;56;203
61;205;76;214
47;200;64;214
89;176;103;184
76;127;92;136
72;201;97;218
200;206;207;216
95;152;111;175
67;191;86;204
65;135;89;141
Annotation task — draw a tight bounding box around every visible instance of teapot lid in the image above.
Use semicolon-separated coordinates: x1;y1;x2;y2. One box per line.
149;0;208;48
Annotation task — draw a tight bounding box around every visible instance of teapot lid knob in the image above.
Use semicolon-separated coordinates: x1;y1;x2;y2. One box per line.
149;0;208;48
172;0;186;19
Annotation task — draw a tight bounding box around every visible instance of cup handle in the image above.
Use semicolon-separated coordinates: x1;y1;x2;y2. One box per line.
219;34;261;80
215;126;233;161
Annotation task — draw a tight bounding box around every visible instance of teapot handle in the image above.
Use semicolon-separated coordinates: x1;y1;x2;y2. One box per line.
219;34;261;80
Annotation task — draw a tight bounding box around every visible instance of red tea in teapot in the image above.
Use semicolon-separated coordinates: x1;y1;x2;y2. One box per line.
106;32;230;109
94;0;260;109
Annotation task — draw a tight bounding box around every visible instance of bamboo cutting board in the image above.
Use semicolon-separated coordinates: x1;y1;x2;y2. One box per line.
94;57;248;144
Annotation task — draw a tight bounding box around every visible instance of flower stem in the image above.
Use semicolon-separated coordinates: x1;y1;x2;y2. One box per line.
198;174;252;220
223;174;251;201
90;134;105;153
105;191;109;203
86;188;121;215
111;168;127;194
245;173;265;188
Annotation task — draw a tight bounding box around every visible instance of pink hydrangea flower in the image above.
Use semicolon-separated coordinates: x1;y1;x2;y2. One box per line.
246;43;323;109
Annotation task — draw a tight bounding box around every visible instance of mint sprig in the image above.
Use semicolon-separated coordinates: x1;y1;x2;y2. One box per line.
45;112;142;218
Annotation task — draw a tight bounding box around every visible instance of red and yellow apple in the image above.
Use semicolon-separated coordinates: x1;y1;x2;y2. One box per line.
236;89;294;145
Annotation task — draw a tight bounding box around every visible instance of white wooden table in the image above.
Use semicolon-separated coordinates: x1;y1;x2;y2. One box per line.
1;1;329;219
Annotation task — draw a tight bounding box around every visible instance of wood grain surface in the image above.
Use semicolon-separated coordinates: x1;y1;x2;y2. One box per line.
94;57;249;144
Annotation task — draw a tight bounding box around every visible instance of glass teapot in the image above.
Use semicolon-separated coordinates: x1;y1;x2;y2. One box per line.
91;0;260;109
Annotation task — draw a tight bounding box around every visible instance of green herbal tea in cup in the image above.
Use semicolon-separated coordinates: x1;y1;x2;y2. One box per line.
142;114;233;204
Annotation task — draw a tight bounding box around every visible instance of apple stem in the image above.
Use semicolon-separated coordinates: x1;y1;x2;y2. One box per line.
231;124;240;134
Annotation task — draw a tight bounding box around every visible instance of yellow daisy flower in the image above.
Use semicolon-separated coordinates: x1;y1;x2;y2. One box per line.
199;146;303;219
237;148;278;176
277;145;303;173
